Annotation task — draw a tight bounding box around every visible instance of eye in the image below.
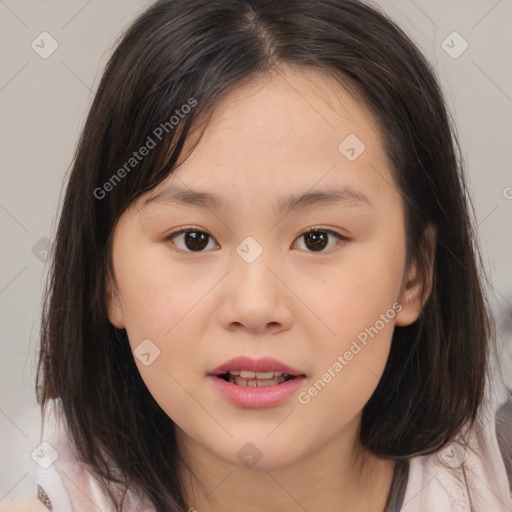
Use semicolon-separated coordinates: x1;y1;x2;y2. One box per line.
164;226;348;254
293;227;348;253
165;228;219;253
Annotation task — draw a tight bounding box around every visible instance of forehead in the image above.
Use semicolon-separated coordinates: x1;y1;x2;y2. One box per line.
136;65;398;215
191;65;379;157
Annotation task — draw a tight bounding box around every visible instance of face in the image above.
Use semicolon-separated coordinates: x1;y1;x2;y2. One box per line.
106;65;426;470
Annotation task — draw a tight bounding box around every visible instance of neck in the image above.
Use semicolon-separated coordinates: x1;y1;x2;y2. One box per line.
175;416;396;512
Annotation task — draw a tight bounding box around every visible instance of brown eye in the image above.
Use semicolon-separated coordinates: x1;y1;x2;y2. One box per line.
303;231;328;251
165;227;347;255
294;228;346;253
166;229;217;252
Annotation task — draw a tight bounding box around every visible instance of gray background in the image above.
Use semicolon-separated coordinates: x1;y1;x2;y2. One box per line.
1;0;511;502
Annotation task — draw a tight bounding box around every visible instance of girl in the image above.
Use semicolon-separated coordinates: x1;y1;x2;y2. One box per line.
29;0;512;511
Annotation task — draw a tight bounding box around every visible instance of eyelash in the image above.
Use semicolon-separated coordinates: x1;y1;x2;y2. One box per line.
163;226;349;255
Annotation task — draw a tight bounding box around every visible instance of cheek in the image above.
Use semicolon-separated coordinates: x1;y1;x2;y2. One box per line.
296;232;405;400
113;247;209;411
115;245;202;340
300;245;404;343
296;265;400;426
133;357;207;438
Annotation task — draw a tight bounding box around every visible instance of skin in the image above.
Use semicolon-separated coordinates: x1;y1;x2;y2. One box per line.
106;65;433;512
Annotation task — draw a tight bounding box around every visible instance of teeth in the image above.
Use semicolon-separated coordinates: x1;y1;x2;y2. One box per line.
230;375;291;387
255;371;276;379
221;369;297;386
257;379;279;386
235;370;284;379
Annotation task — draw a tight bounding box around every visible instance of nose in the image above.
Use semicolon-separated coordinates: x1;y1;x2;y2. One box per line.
216;247;293;335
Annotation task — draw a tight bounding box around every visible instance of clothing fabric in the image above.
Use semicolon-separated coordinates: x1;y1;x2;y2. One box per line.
13;371;512;512
395;370;512;512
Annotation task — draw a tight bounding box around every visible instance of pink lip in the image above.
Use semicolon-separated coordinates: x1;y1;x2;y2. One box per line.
208;356;304;376
208;375;306;408
207;356;306;408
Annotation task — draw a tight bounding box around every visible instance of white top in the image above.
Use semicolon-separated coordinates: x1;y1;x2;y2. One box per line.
398;369;512;511
7;371;512;512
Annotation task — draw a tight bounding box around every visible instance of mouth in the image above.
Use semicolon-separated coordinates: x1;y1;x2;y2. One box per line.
208;356;306;388
217;370;298;387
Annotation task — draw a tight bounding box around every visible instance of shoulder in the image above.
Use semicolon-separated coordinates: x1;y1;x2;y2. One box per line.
400;370;512;512
19;398;155;512
31;398;112;512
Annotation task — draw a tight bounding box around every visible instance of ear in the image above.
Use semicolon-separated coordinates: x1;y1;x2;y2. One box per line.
105;274;126;329
395;224;436;327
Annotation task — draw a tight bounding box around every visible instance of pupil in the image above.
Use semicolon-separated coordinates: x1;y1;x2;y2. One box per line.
185;231;208;251
304;231;327;251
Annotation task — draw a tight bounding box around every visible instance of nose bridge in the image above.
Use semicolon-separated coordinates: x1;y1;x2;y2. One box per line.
217;233;292;332
235;234;267;267
232;234;276;294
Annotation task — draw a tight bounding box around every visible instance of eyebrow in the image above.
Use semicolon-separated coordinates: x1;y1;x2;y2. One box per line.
142;184;372;215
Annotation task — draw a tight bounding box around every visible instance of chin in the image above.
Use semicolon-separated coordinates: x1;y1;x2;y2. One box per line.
208;435;311;471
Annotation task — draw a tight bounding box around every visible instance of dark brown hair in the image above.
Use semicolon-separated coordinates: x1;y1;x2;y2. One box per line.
36;0;497;510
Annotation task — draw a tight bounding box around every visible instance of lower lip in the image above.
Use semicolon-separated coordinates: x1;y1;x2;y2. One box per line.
208;375;306;408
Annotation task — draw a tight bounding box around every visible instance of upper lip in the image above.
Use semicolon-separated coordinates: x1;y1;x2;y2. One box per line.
208;356;305;376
